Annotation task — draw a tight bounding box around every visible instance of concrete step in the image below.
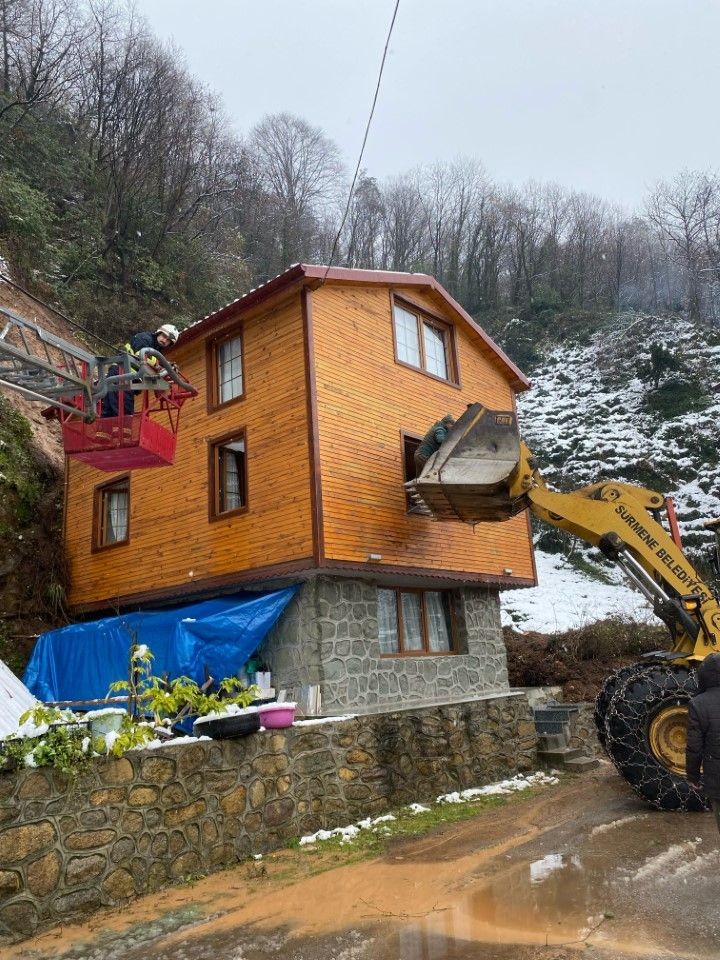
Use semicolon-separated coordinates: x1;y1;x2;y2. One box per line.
534;706;580;722
563;755;600;772
538;747;585;765
537;732;570;751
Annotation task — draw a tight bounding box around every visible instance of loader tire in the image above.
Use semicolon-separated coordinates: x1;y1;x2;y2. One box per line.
604;663;708;811
594;663;646;749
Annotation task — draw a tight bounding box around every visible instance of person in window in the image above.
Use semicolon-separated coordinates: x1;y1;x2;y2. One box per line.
686;652;720;832
101;324;179;417
414;414;456;476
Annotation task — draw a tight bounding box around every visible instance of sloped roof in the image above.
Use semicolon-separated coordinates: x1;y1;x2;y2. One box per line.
0;658;36;736
178;264;530;391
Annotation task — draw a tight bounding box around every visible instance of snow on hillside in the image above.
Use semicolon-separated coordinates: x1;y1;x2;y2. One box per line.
501;551;657;633
499;313;720;634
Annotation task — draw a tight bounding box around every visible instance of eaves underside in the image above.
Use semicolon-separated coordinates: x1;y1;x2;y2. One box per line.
70;561;536;616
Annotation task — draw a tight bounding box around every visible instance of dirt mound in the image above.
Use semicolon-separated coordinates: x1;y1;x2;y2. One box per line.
0;274;79;674
504;617;667;703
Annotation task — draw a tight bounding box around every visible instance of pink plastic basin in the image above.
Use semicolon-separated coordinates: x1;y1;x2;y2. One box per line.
258;702;296;728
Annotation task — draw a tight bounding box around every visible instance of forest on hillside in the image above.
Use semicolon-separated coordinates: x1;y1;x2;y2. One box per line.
2;0;720;353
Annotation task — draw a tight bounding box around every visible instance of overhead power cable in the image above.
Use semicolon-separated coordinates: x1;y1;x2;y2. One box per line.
322;0;401;283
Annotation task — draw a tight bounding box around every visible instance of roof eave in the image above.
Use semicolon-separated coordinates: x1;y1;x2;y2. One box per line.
177;263;530;391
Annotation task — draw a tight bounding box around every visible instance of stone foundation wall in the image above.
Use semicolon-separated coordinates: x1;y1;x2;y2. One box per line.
0;695;536;943
261;576;509;713
568;703;603;758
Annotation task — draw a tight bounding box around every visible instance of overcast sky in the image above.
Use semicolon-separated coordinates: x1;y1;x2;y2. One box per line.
133;0;720;211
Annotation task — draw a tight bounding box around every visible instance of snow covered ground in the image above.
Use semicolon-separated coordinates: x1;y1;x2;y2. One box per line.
501;550;659;634
498;312;720;635
517;313;720;553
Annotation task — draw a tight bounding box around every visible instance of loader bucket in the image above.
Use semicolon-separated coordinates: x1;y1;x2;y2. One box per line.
406;404;523;523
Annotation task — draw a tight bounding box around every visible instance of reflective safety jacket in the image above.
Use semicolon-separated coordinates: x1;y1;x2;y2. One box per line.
124;331;164;368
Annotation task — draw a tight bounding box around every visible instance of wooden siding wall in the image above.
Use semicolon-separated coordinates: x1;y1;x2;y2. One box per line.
65;297;313;608
310;284;535;580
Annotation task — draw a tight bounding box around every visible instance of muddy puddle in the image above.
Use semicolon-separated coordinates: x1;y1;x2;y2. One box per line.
10;768;720;960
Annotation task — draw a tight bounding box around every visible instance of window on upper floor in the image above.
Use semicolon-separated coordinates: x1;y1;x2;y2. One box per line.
392;299;458;384
93;476;130;549
377;587;455;655
209;431;247;519
207;330;244;410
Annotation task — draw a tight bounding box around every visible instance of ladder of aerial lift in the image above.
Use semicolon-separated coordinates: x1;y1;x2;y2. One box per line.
0;306;196;423
0;307;99;418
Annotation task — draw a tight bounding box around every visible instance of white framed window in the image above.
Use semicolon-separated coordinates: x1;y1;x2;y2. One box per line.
423;323;449;379
392;300;456;383
394;304;421;367
217;334;243;404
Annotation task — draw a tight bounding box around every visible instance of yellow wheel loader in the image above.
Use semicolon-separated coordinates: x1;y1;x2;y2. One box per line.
406;403;720;812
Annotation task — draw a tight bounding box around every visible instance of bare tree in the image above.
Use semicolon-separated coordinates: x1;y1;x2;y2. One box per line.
249;112;344;268
0;0;82;121
647;171;715;318
343;172;384;268
380;174;427;272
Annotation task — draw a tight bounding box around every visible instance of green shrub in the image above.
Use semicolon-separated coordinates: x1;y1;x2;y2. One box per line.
644;378;709;419
0;397;48;522
1;717;93;778
548;616;666;664
0;169;55;280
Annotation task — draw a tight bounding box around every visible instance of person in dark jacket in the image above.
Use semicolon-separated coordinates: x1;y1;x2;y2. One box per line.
686;652;720;830
101;324;179;417
414;414;456;476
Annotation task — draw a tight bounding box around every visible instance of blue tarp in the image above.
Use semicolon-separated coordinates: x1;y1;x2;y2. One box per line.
23;587;299;704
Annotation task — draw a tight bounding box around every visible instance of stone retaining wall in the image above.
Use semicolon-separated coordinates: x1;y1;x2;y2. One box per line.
568;702;603;758
0;695;536;943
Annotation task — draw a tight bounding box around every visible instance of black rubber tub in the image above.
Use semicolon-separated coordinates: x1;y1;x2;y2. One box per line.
193;710;261;740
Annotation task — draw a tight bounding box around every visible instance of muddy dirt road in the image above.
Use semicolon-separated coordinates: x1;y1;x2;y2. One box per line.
9;764;720;960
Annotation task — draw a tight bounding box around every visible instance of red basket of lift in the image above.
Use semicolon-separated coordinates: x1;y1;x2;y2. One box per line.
58;370;195;472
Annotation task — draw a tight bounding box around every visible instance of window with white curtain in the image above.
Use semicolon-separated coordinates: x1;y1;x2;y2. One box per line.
212;433;247;517
96;477;129;547
378;589;399;653
425;591;452;652
377;587;455;655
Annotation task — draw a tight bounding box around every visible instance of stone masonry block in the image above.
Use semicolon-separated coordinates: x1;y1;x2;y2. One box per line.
0;822;56;864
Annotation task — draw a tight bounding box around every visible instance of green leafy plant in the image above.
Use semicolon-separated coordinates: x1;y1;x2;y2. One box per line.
107;644;258;724
30;726;92;776
18;705;79;728
0;736;33;769
95;715;155;758
122;673;258;723
1;723;92;776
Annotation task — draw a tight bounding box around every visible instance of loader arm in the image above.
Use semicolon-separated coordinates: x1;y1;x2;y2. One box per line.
407;403;720;661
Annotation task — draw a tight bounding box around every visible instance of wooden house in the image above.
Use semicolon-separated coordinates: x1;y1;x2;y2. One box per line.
63;265;536;714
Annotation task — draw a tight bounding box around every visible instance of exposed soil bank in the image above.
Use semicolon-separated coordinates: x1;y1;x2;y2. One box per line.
8;764;720;960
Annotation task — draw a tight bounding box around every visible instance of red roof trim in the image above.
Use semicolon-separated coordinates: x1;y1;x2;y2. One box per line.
177;264;530;391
